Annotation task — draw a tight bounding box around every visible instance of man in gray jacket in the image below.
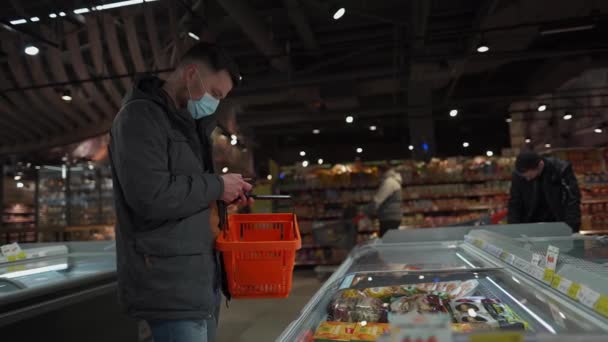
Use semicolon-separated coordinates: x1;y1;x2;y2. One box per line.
109;43;252;342
369;164;403;236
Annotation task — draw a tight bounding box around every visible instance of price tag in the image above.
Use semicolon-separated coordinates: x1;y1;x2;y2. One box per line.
530;265;546;280
473;239;485;248
593;295;608;318
545;245;559;271
1;243;25;262
543;269;555;283
578;286;601;309
567;283;581;300
512;256;529;270
551;274;562;289
531;253;543;266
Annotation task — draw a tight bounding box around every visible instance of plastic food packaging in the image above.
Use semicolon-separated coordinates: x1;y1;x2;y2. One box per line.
313;321;356;342
351;323;390;341
329;294;388;323
451;297;527;330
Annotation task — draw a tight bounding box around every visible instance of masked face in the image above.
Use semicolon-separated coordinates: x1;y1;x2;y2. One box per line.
186;69;220;119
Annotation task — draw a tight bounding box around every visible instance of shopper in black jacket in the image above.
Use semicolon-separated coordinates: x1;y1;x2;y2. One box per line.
508;151;581;232
109;43;252;342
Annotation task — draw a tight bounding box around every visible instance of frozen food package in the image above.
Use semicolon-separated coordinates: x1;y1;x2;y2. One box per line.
313;321;356;342
329;296;359;322
353;297;388;323
363;286;400;300
352;323;390;342
415;294;450;313
449;279;479;299
390;295;419;314
450;297;527;331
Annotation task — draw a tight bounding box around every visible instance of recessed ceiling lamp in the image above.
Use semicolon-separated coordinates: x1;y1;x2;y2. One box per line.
61;90;72;101
463;142;470;148
312;129;320;134
449;109;458;117
345;115;354;123
332;7;346;20
476;43;489;53
563;113;573;120
24;45;39;56
369;125;377;131
537;104;547;112
486;150;494;157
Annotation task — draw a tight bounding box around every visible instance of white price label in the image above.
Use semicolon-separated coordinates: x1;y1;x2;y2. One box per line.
1;243;22;257
531;253;543;266
504;254;515;265
488;245;503;257
513;256;529;270
557;277;573;294
529;264;545;280
545;245;559;271
578;286;601;309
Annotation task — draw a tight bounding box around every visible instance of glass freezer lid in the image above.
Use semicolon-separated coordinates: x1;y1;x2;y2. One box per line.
514;236;608;265
280;268;608;341
344;241;498;274
0;253;115;295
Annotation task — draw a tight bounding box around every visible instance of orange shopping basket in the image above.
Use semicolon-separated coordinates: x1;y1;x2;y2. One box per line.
215;195;301;298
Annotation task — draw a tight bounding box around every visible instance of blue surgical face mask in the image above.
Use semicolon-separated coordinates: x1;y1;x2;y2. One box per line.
186;70;220;119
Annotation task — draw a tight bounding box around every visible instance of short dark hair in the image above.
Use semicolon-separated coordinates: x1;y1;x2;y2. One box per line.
179;43;241;88
515;151;542;173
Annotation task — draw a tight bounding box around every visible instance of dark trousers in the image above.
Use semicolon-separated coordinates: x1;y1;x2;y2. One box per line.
379;220;401;237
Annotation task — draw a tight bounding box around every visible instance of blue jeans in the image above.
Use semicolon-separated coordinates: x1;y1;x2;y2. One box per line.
149;319;216;342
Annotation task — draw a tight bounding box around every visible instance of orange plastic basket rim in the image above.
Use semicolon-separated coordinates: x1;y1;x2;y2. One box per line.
215;213;302;252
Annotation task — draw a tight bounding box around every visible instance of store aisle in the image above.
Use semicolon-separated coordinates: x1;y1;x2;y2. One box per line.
216;270;322;342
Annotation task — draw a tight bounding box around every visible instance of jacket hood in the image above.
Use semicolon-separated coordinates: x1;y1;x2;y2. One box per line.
384;169;403;185
122;75;170;109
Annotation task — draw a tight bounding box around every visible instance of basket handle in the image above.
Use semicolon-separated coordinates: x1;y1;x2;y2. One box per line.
221;194;296;239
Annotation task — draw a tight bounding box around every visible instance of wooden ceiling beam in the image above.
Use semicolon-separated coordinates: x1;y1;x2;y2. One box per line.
102;14;132;91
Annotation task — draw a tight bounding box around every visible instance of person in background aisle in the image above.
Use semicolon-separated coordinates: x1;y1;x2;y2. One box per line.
508;151;581;232
109;43;253;342
367;163;403;236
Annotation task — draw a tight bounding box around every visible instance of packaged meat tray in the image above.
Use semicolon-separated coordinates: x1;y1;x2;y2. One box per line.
313;321;356;342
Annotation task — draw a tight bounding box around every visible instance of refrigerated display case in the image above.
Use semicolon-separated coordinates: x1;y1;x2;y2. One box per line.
0;241;138;341
278;225;608;341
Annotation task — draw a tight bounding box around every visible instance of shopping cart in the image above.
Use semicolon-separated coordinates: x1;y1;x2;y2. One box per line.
215;195;301;299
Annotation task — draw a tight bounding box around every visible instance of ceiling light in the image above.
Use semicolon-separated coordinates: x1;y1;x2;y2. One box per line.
49;13;57;18
302;160;309;167
230;139;237;146
14;175;21;181
545;143;552;148
595;128;603;134
267;174;272;181
369;125;377;131
59;12;67;17
345;115;354;123
563;113;573;120
476;44;489;53
300;151;306;157
16;182;24;188
318;158;324;165
312;129;320;135
30;17;40;22
73;8;90;14
537;104;547;112
356;147;363;153
61;90;72;101
188;32;200;41
96;0;144;11
525;138;531;144
230;134;237;141
463;142;470;148
222;167;229;173
9;19;27;25
333;7;346;20
486;150;494;157
408;145;414;151
541;24;595;36
449;109;458;117
24;45;39;56
506;118;512;123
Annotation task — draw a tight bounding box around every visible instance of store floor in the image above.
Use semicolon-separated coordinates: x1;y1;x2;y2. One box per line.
216;269;323;342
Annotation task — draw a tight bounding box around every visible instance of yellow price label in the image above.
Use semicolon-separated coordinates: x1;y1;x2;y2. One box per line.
543;269;555;283
568;283;582;300
470;332;523;342
593;295;608;318
474;239;484;248
551;274;562;289
17;251;26;259
7;255;16;262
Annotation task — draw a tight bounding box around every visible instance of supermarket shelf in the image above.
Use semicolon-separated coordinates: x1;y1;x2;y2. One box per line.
582;198;608;204
403;191;508;200
0;228;37;233
402;205;500;215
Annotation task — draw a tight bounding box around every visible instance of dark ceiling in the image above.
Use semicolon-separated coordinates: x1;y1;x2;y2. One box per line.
1;0;608;165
